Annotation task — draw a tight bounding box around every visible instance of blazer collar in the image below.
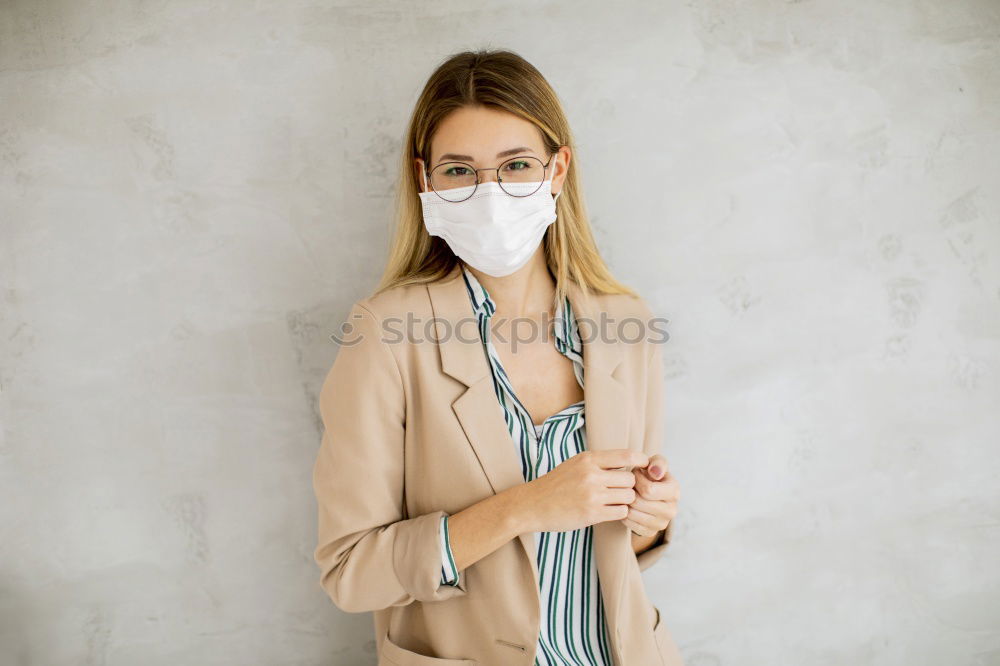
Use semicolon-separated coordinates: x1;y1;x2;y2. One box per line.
425;262;632;634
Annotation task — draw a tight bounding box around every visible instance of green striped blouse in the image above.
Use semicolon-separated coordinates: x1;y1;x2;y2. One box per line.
438;264;614;665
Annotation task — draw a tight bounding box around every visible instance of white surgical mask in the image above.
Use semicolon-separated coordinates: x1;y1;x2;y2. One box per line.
418;168;562;278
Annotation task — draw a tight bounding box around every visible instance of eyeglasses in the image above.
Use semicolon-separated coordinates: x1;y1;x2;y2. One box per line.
424;152;558;203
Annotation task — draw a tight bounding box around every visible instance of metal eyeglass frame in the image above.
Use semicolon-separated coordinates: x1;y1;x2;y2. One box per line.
423;150;559;203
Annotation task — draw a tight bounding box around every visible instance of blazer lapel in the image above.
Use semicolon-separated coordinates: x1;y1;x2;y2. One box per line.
566;278;631;641
425;264;527;494
426;265;631;636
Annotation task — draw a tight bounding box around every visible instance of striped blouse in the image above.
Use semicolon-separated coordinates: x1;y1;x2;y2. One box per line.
437;264;614;665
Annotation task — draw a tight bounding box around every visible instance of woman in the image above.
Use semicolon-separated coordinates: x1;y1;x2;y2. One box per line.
312;48;683;666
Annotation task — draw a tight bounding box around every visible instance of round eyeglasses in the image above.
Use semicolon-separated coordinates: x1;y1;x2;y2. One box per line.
424;152;558;203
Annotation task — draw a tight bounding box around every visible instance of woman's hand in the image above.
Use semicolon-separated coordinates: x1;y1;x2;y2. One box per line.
623;453;679;537
513;449;650;534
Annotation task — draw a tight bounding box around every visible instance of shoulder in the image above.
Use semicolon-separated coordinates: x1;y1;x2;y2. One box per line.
590;290;665;366
338;279;442;367
589;289;659;333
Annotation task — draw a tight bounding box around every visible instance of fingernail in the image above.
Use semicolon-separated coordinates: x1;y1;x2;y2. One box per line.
650;465;662;476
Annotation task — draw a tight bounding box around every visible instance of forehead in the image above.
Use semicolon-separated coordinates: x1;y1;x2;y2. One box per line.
430;105;545;163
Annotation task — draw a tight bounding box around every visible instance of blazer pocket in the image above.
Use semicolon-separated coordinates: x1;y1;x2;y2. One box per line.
380;631;477;666
651;604;684;666
652;604;669;650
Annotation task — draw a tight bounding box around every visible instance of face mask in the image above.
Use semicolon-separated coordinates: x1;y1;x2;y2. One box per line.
418;167;562;278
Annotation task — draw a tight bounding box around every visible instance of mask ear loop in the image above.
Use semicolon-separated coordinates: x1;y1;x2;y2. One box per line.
548;152;562;205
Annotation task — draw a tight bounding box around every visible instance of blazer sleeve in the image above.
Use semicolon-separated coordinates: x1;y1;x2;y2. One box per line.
312;300;469;613
635;336;675;573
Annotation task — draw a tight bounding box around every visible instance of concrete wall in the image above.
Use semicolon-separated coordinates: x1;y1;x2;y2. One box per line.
1;1;998;664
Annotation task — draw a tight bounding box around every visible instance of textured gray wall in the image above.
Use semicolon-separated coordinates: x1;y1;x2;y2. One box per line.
2;1;999;665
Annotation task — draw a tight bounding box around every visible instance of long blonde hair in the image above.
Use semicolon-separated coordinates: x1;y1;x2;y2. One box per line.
372;48;638;311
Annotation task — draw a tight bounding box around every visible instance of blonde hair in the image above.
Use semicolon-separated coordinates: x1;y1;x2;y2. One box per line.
372;47;638;311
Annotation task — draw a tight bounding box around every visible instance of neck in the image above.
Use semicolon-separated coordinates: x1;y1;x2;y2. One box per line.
462;249;555;320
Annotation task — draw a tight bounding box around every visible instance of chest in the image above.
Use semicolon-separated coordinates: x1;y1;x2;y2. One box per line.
488;325;584;427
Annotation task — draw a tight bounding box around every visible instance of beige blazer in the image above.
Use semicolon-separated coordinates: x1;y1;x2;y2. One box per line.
312;263;683;665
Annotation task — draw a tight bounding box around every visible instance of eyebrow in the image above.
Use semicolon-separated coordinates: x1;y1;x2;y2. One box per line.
436;146;535;164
